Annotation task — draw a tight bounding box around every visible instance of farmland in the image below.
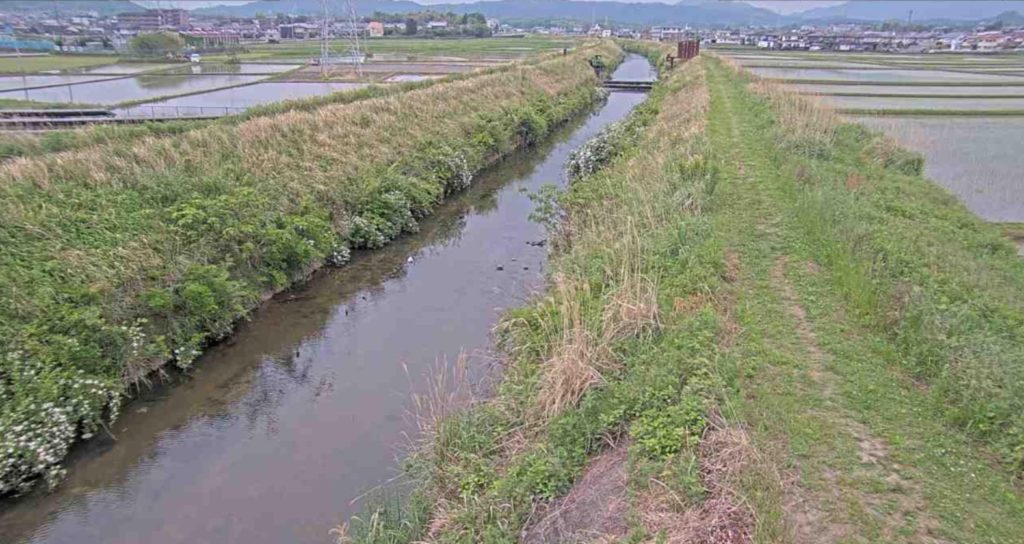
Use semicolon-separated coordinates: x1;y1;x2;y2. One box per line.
5;36;1024;544
722;48;1024;224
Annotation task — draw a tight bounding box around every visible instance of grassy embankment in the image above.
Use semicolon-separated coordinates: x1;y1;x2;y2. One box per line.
0;46;571;161
0;97;103;109
0;42;622;495
0;55;118;73
344;48;1024;543
341;41;736;543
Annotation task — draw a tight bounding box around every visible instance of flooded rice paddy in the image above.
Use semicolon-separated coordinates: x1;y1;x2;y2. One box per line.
790;83;1024;96
2;74;267;104
852;115;1024;222
0;55;653;544
720;48;1024;223
0;74;113;91
135;82;368;110
819;95;1024;111
748;66;1024;83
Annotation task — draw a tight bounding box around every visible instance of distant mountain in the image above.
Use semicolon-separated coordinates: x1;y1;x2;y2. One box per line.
797;1;1024;22
1;1;144;15
988;10;1024;25
193;0;786;26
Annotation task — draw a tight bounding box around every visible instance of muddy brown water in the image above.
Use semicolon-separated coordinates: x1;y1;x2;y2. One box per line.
0;56;653;544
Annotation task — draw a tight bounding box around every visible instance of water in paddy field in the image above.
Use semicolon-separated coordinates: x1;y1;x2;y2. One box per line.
128;82;368;111
749;66;1024;83
0;55;653;544
788;83;1024;96
0;74;266;105
852;115;1024;223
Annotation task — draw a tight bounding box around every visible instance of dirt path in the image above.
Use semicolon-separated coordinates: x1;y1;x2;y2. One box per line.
703;58;1024;543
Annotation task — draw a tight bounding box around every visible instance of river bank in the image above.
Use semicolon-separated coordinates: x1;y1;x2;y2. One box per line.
341;47;1024;543
0;52;654;544
0;42;622;496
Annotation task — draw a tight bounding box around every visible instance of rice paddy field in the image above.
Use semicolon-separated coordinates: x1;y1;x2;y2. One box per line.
0;38;568;114
720;48;1024;225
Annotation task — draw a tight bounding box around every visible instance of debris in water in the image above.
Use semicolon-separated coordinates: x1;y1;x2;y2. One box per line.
407;257;414;263
526;239;548;247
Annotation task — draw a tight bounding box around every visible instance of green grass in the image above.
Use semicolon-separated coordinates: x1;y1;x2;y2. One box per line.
0;98;101;109
0;55;119;73
705;56;1024;541
0;42;622;495
345;49;1024;543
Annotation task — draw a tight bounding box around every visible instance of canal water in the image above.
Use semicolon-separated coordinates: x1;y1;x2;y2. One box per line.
0;55;653;544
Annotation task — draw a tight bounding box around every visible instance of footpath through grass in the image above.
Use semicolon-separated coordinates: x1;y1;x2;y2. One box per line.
704;57;1024;542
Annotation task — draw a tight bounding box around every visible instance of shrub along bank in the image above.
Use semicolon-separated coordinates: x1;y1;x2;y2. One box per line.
0;42;623;495
341;54;725;543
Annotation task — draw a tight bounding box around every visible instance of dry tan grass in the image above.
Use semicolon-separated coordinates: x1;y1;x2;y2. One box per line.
535;274;616;419
750;79;839;155
407;353;475;441
532;60;710;420
639;419;758;544
0;45;616;194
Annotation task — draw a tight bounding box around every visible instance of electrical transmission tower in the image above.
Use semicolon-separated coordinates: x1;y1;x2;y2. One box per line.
319;0;363;78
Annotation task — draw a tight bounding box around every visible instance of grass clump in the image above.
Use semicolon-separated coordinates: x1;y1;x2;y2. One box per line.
0;42;624;495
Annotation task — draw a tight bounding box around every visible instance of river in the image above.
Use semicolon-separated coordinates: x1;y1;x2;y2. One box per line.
0;55;653;544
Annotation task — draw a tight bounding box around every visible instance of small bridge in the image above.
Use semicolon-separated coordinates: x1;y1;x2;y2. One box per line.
603;80;654;92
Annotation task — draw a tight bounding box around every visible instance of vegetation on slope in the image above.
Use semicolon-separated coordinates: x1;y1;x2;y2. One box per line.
0;42;622;495
345;48;1024;543
341;48;743;544
700;57;1024;542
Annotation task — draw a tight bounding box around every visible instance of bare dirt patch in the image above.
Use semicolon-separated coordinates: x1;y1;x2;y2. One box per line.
520;443;631;544
639;423;756;544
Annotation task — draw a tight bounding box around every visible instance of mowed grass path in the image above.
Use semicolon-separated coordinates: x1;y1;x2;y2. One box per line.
704;58;1024;542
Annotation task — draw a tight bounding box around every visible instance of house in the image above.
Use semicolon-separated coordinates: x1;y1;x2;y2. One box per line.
427;21;449;30
367;21;384;38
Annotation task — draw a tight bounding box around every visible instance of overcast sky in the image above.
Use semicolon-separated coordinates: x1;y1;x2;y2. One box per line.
138;1;847;15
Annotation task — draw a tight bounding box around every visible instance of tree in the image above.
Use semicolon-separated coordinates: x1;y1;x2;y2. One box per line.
130;32;184;57
404;18;418;35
